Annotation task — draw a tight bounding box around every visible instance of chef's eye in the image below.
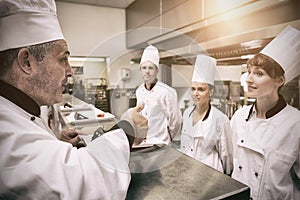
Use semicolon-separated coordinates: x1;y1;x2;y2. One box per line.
61;57;68;62
254;71;264;77
197;88;205;92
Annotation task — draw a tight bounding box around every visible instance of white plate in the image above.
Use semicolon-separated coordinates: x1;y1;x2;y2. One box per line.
65;105;115;126
132;137;165;148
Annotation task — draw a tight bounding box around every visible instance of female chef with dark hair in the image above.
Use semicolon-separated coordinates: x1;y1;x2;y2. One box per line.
181;55;233;175
230;26;300;200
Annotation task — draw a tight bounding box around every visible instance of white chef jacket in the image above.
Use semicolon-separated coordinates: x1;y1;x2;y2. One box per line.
230;97;300;200
136;81;182;144
181;105;233;175
0;88;131;199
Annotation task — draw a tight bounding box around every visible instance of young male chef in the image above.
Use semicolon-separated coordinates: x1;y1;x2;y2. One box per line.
135;45;182;145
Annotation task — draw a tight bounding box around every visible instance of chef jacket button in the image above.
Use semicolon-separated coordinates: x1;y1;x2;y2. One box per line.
239;166;242;170
30;116;35;121
241;140;244;143
191;149;193;152
255;172;258;177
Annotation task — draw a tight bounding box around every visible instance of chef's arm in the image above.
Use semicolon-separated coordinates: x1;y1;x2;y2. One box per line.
220;121;234;175
291;123;300;189
291;156;300;190
60;129;86;148
165;92;182;139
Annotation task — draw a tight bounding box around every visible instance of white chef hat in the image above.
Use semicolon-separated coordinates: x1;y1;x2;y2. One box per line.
260;25;300;83
0;0;64;51
192;55;217;86
140;45;160;68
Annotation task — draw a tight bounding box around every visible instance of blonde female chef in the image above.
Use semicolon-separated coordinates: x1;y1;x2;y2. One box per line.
136;45;182;145
230;26;300;200
181;55;233;175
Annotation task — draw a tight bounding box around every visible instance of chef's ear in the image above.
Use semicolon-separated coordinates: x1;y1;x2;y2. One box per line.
276;75;285;87
17;48;32;74
209;89;214;97
208;84;214;97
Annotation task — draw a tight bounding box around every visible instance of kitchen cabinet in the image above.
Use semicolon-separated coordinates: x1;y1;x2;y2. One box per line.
126;0;255;48
162;0;202;30
126;0;300;50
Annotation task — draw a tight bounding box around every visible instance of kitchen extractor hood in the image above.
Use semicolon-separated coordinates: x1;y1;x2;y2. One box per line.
129;0;300;66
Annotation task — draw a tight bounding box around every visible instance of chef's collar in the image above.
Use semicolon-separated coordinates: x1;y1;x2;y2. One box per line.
0;80;40;117
189;103;211;121
202;103;211;121
245;95;287;121
144;78;158;91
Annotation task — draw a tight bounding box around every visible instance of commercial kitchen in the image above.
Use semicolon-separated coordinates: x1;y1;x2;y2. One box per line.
2;0;299;199
54;0;299;199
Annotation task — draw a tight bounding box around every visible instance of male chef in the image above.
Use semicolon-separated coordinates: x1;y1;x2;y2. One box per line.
0;0;134;199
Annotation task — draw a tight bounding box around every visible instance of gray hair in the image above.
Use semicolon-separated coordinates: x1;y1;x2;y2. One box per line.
0;41;55;79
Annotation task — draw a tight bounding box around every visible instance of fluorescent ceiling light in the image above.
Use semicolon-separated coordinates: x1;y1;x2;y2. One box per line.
240;54;255;59
69;57;106;62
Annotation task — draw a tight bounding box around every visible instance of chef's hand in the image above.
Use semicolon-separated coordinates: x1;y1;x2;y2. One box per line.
127;102;148;145
60;129;86;148
128;102;148;127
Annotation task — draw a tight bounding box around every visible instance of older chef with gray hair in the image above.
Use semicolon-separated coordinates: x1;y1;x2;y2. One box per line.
0;0;133;199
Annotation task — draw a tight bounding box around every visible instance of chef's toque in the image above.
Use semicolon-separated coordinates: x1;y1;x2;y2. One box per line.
260;25;300;84
192;55;217;86
140;45;160;68
0;0;64;51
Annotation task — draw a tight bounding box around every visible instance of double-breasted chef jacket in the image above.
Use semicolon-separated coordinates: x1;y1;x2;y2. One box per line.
0;80;131;200
181;104;233;175
136;80;182;144
230;95;300;200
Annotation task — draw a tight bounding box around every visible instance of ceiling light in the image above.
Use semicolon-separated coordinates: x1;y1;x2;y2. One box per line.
240;54;255;59
69;57;106;62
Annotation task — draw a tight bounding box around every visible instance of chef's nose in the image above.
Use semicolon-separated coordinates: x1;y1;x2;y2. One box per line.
192;90;199;96
66;62;73;77
246;72;253;83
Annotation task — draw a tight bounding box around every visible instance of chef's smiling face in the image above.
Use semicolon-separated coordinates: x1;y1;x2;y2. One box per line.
29;40;73;106
140;61;159;84
190;82;211;107
246;66;280;99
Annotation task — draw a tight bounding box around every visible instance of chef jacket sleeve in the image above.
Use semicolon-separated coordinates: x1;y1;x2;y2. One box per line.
219;120;233;175
291;122;300;190
164;89;182;139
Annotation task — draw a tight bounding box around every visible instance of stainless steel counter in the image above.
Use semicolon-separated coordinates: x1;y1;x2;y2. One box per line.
127;145;250;200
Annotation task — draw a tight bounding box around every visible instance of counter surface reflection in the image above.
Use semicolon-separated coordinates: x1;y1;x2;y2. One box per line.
127;144;250;200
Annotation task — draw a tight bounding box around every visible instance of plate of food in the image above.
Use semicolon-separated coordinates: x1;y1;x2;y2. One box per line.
65;105;115;126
